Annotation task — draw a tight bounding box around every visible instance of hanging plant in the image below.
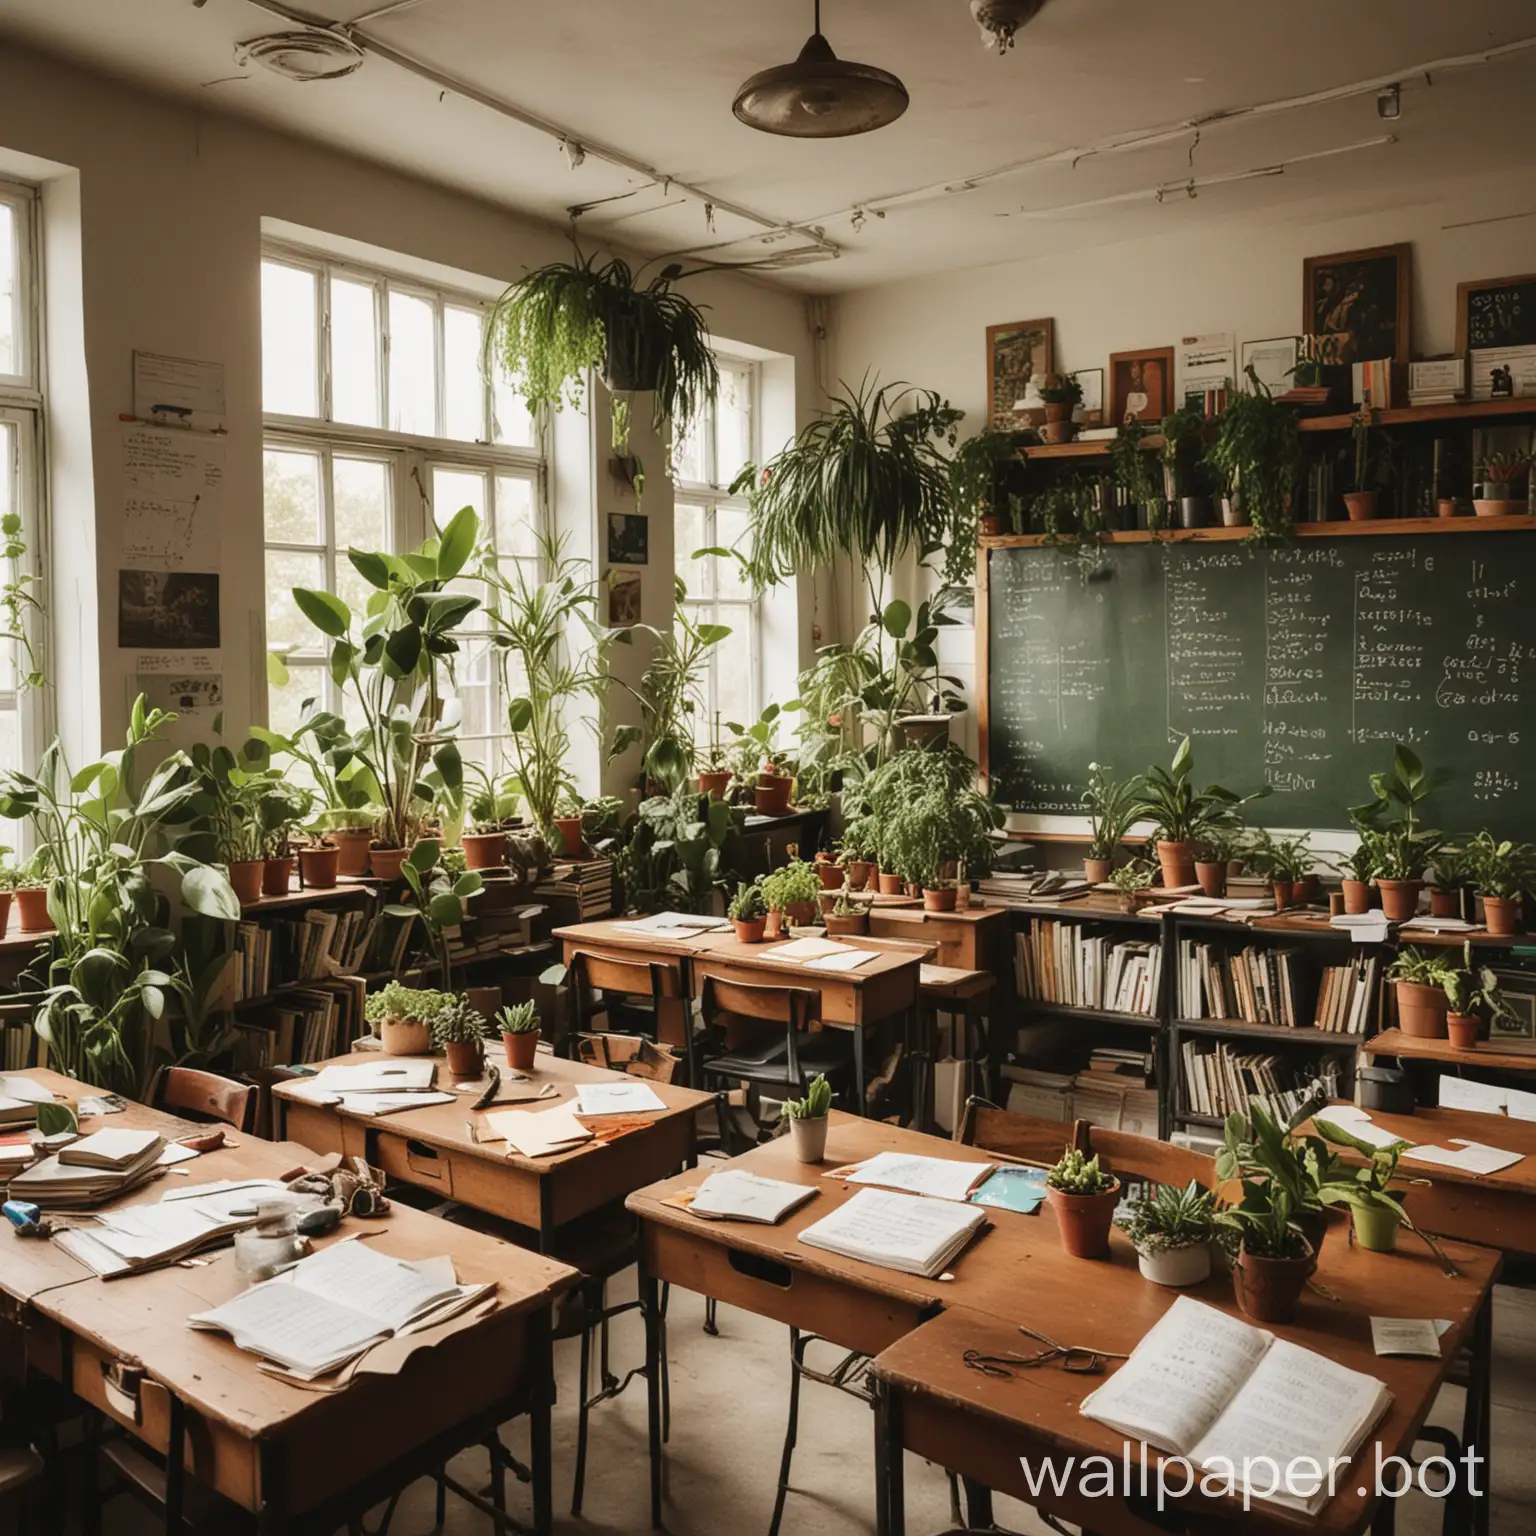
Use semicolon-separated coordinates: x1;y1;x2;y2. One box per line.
483;249;719;450
1206;366;1302;540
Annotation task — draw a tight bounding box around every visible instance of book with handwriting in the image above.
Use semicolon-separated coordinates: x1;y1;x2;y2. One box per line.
797;1187;986;1277
1080;1296;1391;1514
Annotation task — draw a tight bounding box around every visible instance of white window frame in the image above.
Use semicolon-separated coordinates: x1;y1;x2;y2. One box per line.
260;241;546;770
674;354;761;725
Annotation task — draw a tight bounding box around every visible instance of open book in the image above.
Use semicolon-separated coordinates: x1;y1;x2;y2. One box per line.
189;1238;492;1379
798;1187;987;1277
1081;1296;1392;1515
688;1169;818;1224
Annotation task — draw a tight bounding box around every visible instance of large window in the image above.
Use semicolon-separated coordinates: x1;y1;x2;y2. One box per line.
673;357;759;731
260;247;542;770
0;181;46;779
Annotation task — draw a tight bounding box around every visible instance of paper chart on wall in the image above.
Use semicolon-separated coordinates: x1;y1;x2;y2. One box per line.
134;672;223;717
132;351;227;430
121;425;223;570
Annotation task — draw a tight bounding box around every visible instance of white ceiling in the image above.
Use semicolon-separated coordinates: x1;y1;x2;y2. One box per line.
3;0;1535;292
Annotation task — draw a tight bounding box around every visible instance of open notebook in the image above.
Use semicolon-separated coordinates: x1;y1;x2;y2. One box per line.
798;1187;987;1277
1081;1296;1391;1515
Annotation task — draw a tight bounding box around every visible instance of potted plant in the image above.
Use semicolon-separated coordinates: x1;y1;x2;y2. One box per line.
1474;450;1531;516
365;981;448;1057
462;764;518;870
1045;1146;1121;1259
1312;1118;1419;1253
1038;374;1083;444
839;816;879;891
495;999;542;1071
815;852;846;892
1206;367;1301;535
1385;946;1456;1038
1466;829;1531;936
257;779;314;897
433;994;489;1077
298;830;341;889
1159;405;1211;528
699;712;733;801
1427;842;1472;919
824;889;868;937
1337;834;1381;915
1350;744;1443;922
728;880;768;943
782;1072;834;1162
551;795;585;858
1136;737;1267;890
1108;858;1156;912
1193;828;1234;899
950;427;1032;544
1246;830;1311;910
0;855;20;934
1442;940;1517;1049
1342;410;1382;521
1110;418;1165;531
762;858;820;932
1080;762;1143;885
12;849;49;933
1115;1179;1218;1286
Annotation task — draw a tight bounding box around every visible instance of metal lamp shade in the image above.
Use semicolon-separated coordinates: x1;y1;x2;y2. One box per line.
733;31;909;139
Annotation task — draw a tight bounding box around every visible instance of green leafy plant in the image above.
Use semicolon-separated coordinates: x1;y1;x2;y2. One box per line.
1212;1103;1335;1260
365;982;453;1028
1037;373;1083;407
1336;835;1382;885
1158;405;1207;501
616;784;737;915
1206;366;1301;539
783;1072;834;1122
1443;940;1516;1023
761;857;819;912
727;880;767;921
1110;418;1163;529
1046;1146;1115;1196
1385;945;1458;988
465;761;521;833
495;999;540;1035
852;745;1000;878
1136;736;1267;845
1465;829;1533;899
1081;762;1144;862
248;700;382;836
830;889;861;916
1350;743;1443;881
580;794;626;849
947;427;1031;579
389;838;484;989
0;508;44;692
1427;842;1474;894
1115;1180;1217;1255
432;994;489;1047
1244;829;1312;883
1108;859;1155;895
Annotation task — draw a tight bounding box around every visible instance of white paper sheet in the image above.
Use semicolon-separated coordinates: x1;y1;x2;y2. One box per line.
0;1076;53;1105
1370;1318;1442;1358
690;1169;817;1223
1312;1109;1413;1151
803;948;876;972
1434;1077;1511;1116
770;938;853;962
1402;1139;1524;1176
574;1081;667;1116
311;1060;437;1093
843;1152;994;1202
486;1103;592;1157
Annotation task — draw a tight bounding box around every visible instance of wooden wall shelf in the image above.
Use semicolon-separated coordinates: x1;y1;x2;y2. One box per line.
982;514;1536;549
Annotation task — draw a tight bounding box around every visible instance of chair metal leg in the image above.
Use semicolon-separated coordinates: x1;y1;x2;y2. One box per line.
434;1464;447;1529
704;1296;719;1336
571;1323;593;1516
768;1329;807;1536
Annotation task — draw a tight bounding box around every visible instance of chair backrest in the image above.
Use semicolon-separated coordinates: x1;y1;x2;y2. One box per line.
151;1066;254;1133
699;974;821;1081
956;1098;1085;1165
1079;1123;1220;1193
568;948;682;1000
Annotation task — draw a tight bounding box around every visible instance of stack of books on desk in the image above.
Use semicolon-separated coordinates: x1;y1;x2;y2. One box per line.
0;1072;52;1127
9;1128;166;1208
535;858;613;920
1015;920;1162;1017
797;1187;987;1278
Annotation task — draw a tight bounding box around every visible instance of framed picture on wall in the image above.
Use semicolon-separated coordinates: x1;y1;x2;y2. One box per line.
1456;274;1536;401
986;318;1054;430
1069;367;1104;427
1239;336;1301;398
1302;243;1411;365
1489;972;1536;1050
1107;347;1174;426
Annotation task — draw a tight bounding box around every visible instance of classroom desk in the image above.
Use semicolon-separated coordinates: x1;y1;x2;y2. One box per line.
864;902;1009;974
273;1045;711;1248
1297;1101;1536;1256
628;1112;1499;1535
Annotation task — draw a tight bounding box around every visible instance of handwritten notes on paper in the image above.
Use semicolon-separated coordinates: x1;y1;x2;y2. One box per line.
121;426;223;571
132;351;227;430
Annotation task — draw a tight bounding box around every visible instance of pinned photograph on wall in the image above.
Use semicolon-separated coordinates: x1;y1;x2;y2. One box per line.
135;672;223;717
1069;368;1103;428
1108;347;1174;425
117;570;220;650
607;570;642;627
1239;336;1301;399
1302;243;1411;365
606;512;649;566
986;318;1053;430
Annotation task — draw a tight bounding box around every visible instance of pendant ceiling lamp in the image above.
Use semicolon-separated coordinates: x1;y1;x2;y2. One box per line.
733;0;909;139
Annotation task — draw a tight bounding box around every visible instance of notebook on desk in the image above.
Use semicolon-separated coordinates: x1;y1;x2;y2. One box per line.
797;1187;987;1277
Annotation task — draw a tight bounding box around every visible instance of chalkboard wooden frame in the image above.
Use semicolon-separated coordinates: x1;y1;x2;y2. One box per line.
1456;273;1536;358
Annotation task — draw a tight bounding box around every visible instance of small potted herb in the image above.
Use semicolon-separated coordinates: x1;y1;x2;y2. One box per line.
1115;1179;1218;1287
1135;737;1266;890
463;766;518;870
762;858;820;933
824;889;868;937
815;851;846;893
728;880;768;943
1080;762;1142;885
782;1073;834;1162
1159;405;1211;529
1442;940;1516;1050
495;999;542;1070
1427;843;1472;920
1193;828;1233;899
1037;373;1083;444
552;796;585;858
1350;745;1441;921
699;713;732;801
1337;834;1381;915
1343;410;1382;521
260;780;314;897
12;849;50;933
1045;1146;1121;1259
1312;1119;1417;1253
1386;946;1456;1039
1108;859;1155;912
1466;830;1531;936
433;995;489;1077
838;816;879;891
1474;450;1531;516
365;982;450;1057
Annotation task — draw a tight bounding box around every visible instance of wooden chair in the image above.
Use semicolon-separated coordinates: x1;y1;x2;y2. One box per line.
566;949;689;1075
0;1443;41;1536
148;1067;254;1133
1078;1122;1220;1193
956;1098;1084;1165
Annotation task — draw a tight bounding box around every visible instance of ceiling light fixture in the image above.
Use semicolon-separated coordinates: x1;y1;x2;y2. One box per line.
969;0;1047;54
1377;82;1401;119
733;0;909;138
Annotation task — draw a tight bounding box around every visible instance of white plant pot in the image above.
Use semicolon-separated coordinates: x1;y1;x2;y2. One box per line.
1137;1242;1212;1288
789;1115;829;1163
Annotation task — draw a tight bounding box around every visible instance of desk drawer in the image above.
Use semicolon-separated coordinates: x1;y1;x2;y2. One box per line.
281;1100;358;1159
375;1133;457;1196
370;1131;543;1229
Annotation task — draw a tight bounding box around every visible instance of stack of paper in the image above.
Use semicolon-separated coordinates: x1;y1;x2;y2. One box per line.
769;937;853;962
797;1187;987;1277
689;1169;818;1224
487;1103;594;1157
1437;1077;1536;1121
309;1060;439;1093
574;1081;667;1116
189;1239;491;1379
1403;1139;1525;1175
10;1132;166;1208
842;1151;996;1201
0;1075;53;1128
613;911;731;939
61;1128;164;1169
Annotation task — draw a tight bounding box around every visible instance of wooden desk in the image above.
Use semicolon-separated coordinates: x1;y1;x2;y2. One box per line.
274;1046;710;1248
1297;1101;1536;1256
629;1113;1499;1534
865;903;1008;974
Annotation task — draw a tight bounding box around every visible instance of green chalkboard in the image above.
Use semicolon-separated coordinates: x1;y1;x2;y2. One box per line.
983;533;1536;837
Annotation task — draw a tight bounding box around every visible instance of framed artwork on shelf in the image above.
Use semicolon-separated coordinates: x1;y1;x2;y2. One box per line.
1107;347;1174;426
986;318;1054;430
1239;336;1300;398
1456;273;1536;402
1490;971;1536;1051
1069;367;1104;427
1302;243;1411;365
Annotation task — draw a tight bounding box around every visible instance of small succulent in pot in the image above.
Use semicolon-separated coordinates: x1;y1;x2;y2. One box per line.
433;994;490;1076
495;998;542;1070
782;1072;835;1162
1045;1146;1120;1259
1115;1179;1218;1286
728;879;768;941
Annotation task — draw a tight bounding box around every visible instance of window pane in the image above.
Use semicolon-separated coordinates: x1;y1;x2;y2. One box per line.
493;475;537;561
492;373;534;448
268;662;326;741
713;611;753;729
333;457;391;616
716;364;753;488
261;261;319;417
673;411;708;486
674;501;706;595
433;467;487;529
715;506;753;599
0;420;13;693
266;548;325;654
389;288;436;436
263;448;322;544
331;276;379;428
0;203;14;377
443;306;485;443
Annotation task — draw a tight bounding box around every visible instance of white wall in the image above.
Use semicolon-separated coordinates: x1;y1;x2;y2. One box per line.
830;172;1536;765
0;42;817;763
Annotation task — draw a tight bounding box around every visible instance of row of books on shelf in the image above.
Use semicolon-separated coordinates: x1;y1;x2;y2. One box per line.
232;976;369;1069
232;907;377;1001
1014;921;1162;1019
1002;1047;1159;1138
1175;940;1378;1034
1178;1038;1345;1125
2;1017;37;1070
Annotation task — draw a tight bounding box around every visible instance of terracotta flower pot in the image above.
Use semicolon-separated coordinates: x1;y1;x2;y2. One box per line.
462;830;508;870
816;861;845;891
1046;1179;1121;1260
845;859;874;891
1483;895;1522;936
754;772;794;817
781;900;817;929
732;917;767;943
824;911;868;936
1044;400;1071;424
923;886;958;912
1040;418;1077;445
979;513;1010;537
332;826;373;877
1194;861;1227;898
1475;498;1526;518
1429;888;1461;919
1273;881;1296;912
698;769;732;801
1084;857;1113;885
1232;1242;1314;1324
0;890;11;935
228;859;265;905
1341;878;1371;915
444;1039;485;1077
1351;1203;1402;1254
1395;979;1449;1039
1298;874;1321;904
789;1115;829;1163
262;856;294;898
502;1029;540;1071
380;1017;432;1056
369;846;409;881
764;910;783;939
1377;878;1422;922
553;816;584;857
13;886;48;932
1155;839;1196;890
1436;498;1459;519
877;872;904;896
1343;491;1379;522
1446;1011;1481;1051
298;845;340;889
905;882;922;899
1138;1243;1212;1288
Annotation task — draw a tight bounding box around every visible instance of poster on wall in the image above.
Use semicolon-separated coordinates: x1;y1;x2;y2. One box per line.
607;570;642;627
986;318;1054;430
132;351;227;431
135;671;223;718
606;513;649;566
1176;332;1235;407
1301;243;1411;365
118;570;220;650
121;424;224;570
